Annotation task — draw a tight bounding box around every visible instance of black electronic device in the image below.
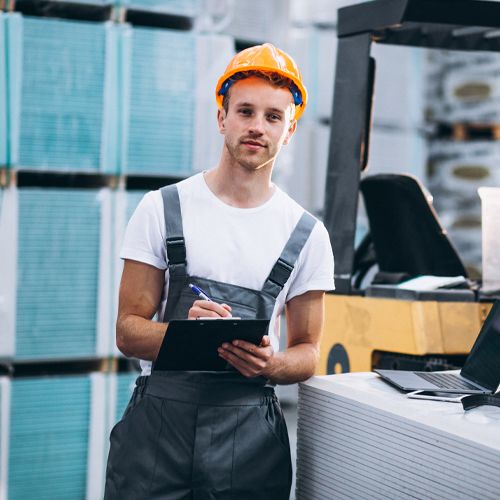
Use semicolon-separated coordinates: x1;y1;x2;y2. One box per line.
375;301;500;394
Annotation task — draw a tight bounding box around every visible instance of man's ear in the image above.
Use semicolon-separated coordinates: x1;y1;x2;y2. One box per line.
283;119;297;145
217;108;226;134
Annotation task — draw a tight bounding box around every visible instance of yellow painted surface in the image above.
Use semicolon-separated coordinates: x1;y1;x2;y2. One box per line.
439;301;492;353
317;294;493;375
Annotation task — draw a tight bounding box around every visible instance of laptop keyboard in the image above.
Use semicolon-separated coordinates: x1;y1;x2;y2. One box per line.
416;372;479;390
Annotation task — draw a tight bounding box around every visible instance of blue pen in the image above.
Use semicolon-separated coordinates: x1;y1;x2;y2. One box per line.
189;283;212;301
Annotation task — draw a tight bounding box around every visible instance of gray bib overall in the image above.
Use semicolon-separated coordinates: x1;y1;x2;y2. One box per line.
105;184;317;500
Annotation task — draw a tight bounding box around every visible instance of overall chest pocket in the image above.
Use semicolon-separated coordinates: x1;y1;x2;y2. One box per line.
168;276;274;320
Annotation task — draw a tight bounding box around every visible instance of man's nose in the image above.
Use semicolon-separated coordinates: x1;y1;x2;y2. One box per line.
247;113;265;135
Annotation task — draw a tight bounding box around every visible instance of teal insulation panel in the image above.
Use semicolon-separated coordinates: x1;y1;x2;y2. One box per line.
8;375;91;500
115;371;137;422
125;28;195;175
126;190;147;221
54;0;111;3
0;14;6;166
16;17;110;171
120;0;200;15
16;188;101;359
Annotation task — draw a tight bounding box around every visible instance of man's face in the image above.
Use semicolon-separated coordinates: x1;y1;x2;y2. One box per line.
217;76;297;172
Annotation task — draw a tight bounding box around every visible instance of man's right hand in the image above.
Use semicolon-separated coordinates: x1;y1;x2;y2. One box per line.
187;300;232;319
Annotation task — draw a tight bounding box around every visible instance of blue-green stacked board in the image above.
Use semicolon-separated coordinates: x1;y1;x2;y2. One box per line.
8;375;91;500
115;371;138;422
16;188;102;359
12;16;111;171
125;28;196;176
9;15;199;175
0;14;6;166
53;0;111;3
126;189;148;221
109;189;148;353
0;377;9;500
107;189;148;356
118;0;200;15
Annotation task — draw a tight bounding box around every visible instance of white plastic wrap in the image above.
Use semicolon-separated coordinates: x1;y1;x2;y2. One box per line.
0;187;17;358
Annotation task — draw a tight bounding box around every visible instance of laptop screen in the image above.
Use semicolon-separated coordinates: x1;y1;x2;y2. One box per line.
461;301;500;391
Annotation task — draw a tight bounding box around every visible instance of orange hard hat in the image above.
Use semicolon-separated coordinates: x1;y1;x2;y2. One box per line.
215;43;308;120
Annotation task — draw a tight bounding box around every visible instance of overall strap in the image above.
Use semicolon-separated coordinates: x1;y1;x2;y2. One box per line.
160;184;188;321
262;211;317;298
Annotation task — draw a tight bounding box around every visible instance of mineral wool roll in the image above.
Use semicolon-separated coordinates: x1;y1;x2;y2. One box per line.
429;190;480;214
446;97;500;124
429;156;500;197
443;71;500;105
426;50;500;124
427;140;499;277
427;92;500;123
428;140;500;198
425;63;446;122
428;49;500;73
428;138;500;162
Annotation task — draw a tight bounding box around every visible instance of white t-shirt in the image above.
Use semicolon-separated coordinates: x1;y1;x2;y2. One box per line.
121;172;335;375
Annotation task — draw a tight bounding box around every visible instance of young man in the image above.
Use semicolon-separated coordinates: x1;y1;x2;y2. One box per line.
104;43;335;500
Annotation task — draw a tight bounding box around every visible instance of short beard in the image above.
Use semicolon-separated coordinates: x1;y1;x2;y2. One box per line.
228;144;277;172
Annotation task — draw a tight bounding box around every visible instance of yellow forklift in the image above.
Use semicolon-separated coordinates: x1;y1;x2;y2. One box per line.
318;0;499;375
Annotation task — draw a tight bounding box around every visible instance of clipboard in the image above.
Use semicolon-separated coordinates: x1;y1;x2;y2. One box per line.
154;319;270;371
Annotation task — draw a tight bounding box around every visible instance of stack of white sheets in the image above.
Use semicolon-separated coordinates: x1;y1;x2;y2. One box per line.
296;372;500;500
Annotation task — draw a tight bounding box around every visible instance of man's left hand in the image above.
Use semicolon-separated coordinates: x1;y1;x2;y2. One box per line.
218;335;274;378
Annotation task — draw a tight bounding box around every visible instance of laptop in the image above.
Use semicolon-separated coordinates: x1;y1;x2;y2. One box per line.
375;301;500;394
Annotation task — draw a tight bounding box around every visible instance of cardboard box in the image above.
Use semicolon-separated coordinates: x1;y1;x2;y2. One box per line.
318;293;492;375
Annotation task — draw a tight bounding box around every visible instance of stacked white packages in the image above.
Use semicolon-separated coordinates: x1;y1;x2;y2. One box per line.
296;372;500;500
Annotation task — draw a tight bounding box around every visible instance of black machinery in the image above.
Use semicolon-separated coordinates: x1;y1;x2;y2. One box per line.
319;0;498;375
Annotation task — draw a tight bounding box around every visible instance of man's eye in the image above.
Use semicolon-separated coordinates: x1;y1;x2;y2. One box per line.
239;108;252;115
268;114;281;121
